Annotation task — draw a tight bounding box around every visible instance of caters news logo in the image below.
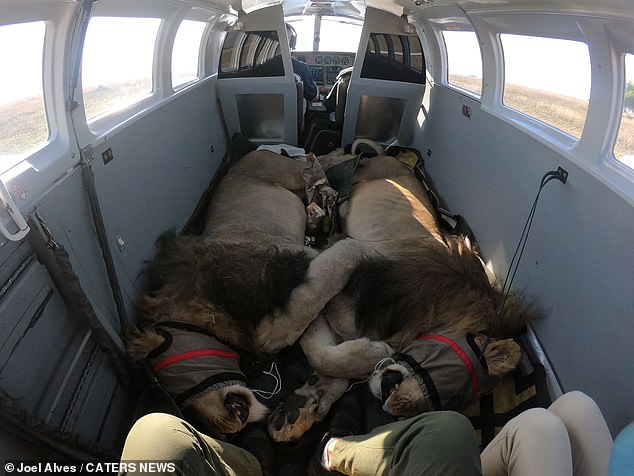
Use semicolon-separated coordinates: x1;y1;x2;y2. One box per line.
4;461;177;473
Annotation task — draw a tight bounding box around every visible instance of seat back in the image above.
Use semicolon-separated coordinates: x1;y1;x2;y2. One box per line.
341;7;426;147
217;5;300;145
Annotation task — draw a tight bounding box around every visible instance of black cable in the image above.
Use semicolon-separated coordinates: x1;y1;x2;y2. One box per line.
478;167;568;364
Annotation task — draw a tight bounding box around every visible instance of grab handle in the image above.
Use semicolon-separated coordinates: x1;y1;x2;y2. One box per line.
0;180;30;241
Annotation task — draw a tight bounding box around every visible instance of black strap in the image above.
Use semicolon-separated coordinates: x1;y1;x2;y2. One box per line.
147;327;173;359
466;333;488;371
394;352;442;411
27;214;131;387
325;156;360;205
175;372;246;405
408;153;478;244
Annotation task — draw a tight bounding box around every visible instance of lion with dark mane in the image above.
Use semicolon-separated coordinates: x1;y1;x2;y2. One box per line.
127;150;316;439
127;146;388;440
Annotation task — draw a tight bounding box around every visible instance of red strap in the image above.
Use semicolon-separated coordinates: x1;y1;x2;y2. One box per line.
153;349;239;373
416;334;478;400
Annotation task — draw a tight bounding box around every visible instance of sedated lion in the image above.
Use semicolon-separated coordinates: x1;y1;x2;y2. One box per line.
127;146;390;440
264;143;534;442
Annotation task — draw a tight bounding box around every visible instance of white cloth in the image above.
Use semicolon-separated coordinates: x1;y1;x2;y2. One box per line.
257;144;306;158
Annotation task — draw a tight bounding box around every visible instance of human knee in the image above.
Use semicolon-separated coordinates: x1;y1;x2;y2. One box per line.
549;391;600;419
127;413;184;440
411;411;479;447
122;412;197;460
403;412;481;474
512;408;568;439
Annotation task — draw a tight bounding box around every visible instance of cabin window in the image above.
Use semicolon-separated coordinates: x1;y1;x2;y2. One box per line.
172;20;207;88
219;30;284;78
360;33;425;84
0;21;48;159
442;30;482;97
82;17;161;123
500;34;591;139
614;53;634;169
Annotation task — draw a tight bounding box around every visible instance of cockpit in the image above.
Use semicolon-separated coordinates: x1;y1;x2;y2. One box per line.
294;52;355;105
217;7;426;153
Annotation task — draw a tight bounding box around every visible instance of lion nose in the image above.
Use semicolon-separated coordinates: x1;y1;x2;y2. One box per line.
225;393;250;423
381;370;403;402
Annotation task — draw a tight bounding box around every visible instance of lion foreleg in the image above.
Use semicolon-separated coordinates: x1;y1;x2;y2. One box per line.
255;238;368;353
300;314;391;378
267;374;350;442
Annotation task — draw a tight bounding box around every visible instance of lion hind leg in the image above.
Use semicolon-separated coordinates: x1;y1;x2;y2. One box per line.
301;316;392;378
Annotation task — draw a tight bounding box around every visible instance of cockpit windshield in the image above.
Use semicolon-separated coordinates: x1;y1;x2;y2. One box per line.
286;15;362;52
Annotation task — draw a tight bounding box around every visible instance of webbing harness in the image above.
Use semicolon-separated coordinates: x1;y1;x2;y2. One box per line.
393;332;498;411
146;321;245;405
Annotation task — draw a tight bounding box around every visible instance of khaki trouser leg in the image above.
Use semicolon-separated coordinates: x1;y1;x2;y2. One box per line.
548;391;613;476
481;391;613;476
480;407;573;476
119;413;262;476
329;411;482;476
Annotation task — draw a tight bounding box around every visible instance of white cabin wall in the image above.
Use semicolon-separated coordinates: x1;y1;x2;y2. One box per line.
83;77;227;321
0;1;231;457
414;83;634;435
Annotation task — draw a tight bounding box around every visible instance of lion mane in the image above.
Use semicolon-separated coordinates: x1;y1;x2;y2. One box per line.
138;232;311;351
347;236;531;345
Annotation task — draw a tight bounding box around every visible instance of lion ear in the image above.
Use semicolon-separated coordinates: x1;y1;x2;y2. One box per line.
127;327;166;362
476;336;522;377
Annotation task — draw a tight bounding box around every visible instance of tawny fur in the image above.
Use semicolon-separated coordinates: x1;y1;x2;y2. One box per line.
267;142;534;441
130;142;532;442
127;327;165;362
129;150;318;438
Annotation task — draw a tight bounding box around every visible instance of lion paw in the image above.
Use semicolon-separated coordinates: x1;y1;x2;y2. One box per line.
267;390;324;442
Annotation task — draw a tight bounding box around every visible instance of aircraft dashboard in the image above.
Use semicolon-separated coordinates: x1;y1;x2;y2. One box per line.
293;51;355;92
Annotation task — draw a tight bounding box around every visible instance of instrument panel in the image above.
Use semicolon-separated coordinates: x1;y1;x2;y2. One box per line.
294;51;355;90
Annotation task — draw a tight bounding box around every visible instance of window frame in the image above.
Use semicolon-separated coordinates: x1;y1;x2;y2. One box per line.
80;15;163;128
612;52;634;172
498;32;591;141
458;11;634;205
71;2;220;146
0;20;50;162
0;3;78;221
440;29;483;99
465;14;595;154
171;19;209;90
